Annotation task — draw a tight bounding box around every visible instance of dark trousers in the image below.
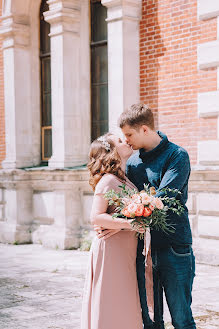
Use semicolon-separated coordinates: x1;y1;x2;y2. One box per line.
137;239;196;329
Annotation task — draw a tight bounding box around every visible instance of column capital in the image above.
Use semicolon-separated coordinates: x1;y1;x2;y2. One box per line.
0;14;30;49
44;0;81;36
101;0;141;22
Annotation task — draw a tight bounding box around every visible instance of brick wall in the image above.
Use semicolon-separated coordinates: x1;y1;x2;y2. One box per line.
140;0;218;164
0;0;5;167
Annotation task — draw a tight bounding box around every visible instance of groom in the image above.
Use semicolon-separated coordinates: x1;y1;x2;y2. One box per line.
118;103;196;329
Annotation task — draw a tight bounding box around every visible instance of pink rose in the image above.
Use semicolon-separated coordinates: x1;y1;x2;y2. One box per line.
127;203;138;217
140;193;152;205
131;194;142;204
154;197;164;210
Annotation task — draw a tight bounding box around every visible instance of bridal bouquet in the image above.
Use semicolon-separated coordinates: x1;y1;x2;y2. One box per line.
104;184;184;238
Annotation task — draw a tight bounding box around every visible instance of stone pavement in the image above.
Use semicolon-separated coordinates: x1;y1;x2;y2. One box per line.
0;244;218;329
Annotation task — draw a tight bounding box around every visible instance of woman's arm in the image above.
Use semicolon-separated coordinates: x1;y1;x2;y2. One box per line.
90;194;131;229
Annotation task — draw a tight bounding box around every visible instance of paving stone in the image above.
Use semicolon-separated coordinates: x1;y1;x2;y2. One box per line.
0;244;218;329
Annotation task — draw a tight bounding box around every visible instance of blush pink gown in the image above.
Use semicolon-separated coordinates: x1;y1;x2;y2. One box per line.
81;174;152;329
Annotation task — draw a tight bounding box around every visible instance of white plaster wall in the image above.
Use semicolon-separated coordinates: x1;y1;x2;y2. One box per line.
198;91;219;117
197;192;219;213
33;192;54;223
198;0;219;20
5;189;17;224
198;215;219;238
186;193;196;215
198;140;219;165
82;193;94;226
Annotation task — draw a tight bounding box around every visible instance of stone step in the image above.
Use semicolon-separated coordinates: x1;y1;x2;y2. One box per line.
193;237;219;266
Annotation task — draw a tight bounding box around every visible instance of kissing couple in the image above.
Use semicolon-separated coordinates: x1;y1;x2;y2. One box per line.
81;103;196;329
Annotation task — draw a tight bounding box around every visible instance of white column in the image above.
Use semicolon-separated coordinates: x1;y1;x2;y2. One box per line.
102;0;141;134
0;15;39;168
0;183;33;244
45;0;90;168
41;188;81;249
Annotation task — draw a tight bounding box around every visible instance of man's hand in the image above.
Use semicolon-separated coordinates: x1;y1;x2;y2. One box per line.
93;225;121;240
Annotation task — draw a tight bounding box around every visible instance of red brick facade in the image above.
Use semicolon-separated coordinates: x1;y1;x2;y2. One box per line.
140;0;218;164
0;0;5;167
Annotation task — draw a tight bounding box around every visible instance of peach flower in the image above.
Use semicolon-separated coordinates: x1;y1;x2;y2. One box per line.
131;194;141;204
135;204;144;217
140;193;152;205
127;203;138;216
154;197;164;210
122;207;132;218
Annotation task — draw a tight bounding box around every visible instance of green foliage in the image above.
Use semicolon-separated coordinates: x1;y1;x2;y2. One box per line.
80;230;93;251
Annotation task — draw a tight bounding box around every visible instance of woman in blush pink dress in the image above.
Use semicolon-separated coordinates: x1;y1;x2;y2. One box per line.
81;133;153;329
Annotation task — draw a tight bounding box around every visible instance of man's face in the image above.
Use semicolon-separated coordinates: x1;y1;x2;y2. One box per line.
121;124;146;150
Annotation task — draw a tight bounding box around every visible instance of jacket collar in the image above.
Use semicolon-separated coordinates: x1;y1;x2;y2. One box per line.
139;131;168;162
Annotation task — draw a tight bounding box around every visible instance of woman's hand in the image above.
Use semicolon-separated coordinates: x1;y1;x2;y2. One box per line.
94;225;121;240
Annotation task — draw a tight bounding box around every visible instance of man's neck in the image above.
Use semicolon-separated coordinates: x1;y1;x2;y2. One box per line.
143;131;162;152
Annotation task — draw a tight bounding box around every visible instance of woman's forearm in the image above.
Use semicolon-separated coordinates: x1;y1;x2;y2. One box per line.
90;213;130;229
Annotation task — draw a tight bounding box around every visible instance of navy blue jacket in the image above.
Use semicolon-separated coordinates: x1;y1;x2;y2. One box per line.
126;131;192;249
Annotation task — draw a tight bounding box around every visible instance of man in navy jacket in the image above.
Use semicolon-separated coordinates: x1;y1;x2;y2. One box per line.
118;103;196;329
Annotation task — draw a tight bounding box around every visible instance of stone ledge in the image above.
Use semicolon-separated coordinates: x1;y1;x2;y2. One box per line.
197;40;219;70
198;91;219;117
0;167;90;182
198;140;219;165
198;0;219;20
193;237;219;266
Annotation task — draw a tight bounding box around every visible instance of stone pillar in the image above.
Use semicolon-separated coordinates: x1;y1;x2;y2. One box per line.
41;187;81;249
44;0;90;168
102;0;141;134
0;180;33;244
0;15;39;168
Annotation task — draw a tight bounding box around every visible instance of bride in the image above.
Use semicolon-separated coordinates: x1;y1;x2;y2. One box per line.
81;133;152;329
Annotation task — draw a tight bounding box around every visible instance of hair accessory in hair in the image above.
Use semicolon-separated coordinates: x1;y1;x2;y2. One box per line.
97;136;111;151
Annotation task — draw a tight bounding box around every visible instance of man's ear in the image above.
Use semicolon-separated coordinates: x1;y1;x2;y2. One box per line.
142;125;149;135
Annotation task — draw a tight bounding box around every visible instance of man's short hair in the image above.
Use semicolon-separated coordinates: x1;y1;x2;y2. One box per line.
118;103;155;130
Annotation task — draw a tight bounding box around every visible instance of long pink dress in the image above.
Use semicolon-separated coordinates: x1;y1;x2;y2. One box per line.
81;174;144;329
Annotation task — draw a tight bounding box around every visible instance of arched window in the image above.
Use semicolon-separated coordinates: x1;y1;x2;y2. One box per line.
90;0;108;141
40;0;52;162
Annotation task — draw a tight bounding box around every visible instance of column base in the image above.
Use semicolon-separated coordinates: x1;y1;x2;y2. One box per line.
2;158;40;169
48;156;87;168
32;225;80;249
0;223;31;244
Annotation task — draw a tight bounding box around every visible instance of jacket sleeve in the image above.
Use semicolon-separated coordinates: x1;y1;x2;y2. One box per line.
155;149;191;200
